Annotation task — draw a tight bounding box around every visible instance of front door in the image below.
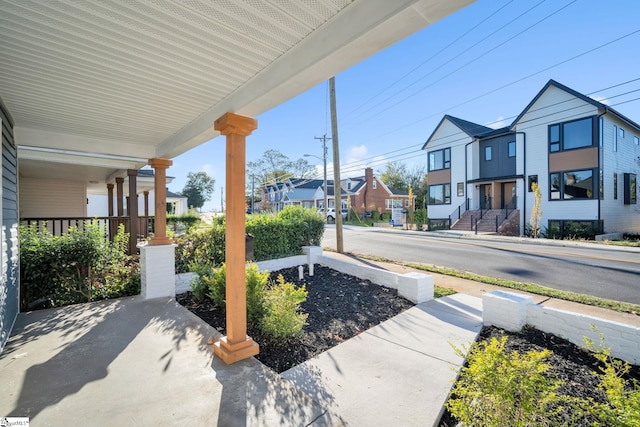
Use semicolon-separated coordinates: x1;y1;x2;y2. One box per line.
479;184;492;209
501;182;516;208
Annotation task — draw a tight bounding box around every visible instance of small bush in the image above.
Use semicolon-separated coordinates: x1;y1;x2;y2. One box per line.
204;263;228;308
447;336;568;426
261;275;308;342
583;333;640;426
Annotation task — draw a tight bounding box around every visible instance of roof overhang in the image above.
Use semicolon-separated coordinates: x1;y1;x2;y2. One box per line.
1;0;473;188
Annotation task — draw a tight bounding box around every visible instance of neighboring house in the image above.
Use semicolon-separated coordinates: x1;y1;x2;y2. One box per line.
344;168;411;216
166;190;189;216
422;79;640;236
262;168;411;216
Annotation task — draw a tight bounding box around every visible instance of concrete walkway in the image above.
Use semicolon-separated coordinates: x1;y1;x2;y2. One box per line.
1;252;638;426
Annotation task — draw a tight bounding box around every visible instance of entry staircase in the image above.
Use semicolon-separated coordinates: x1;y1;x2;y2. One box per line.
451;208;519;235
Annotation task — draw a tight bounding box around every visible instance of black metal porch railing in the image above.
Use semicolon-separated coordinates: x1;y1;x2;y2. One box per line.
20;216;155;254
449;198;470;225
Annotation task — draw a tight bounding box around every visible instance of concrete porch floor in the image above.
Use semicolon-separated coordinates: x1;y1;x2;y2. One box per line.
0;296;344;426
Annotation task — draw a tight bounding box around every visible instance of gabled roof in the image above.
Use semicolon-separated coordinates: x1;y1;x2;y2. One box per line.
422;114;494;150
166;190;186;199
510;79;640;131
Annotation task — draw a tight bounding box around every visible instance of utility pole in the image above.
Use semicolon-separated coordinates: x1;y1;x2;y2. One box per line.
313;134;330;213
329;76;343;253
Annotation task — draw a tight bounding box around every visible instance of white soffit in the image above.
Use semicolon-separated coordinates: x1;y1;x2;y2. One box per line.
0;0;473;163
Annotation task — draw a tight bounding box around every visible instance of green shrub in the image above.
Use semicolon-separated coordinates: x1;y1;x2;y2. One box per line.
203;263;228;308
174;208;324;272
260;274;308;342
583;334;640;426
447;336;568;426
167;211;201;233
19;221;140;310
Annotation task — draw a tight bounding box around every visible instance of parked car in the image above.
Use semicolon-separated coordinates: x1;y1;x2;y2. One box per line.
318;207;347;222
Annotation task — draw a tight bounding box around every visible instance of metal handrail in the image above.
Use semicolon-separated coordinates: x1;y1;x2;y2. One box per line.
448;198;470;225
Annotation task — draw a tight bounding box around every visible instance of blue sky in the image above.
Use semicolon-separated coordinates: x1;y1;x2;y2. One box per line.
168;0;640;211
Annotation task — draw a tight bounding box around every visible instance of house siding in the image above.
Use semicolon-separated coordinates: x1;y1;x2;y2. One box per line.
427;120;471;219
19;178;86;217
600;116;640;232
515;85;600;234
0;97;18;354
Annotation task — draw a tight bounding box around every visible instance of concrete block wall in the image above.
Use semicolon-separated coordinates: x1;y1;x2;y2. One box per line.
483;291;640;365
176;247;435;304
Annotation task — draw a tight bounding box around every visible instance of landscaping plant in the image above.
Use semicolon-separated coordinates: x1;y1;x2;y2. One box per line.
446;336;571;426
193;262;307;342
20;221;140;310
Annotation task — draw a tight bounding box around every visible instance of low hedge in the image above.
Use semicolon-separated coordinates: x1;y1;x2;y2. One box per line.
174;206;324;273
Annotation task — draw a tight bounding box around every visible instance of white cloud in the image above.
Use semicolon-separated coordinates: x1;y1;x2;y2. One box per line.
201;163;216;176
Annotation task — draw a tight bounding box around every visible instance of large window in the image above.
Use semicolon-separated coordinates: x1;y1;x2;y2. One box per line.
428;148;450;171
428;183;451;205
508;141;516;157
624;173;637;205
457;182;464;197
549;169;596;200
549;117;594;152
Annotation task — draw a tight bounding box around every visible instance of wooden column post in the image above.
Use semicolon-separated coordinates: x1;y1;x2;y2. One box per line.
148;158;173;245
213;112;259;364
127;169;139;254
116;177;124;216
143;191;150;217
107;183;114;216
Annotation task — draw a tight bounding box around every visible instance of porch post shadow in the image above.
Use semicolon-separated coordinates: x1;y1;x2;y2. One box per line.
213;112;259;364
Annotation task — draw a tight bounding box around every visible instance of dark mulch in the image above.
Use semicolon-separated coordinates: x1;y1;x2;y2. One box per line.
177;265;640;425
176;265;414;373
438;326;640;426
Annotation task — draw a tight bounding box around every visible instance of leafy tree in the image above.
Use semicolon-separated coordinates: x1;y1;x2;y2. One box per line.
379;161;428;207
182;171;215;210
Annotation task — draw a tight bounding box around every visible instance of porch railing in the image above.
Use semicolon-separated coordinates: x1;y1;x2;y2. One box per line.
449;198;470;225
20;216;155;254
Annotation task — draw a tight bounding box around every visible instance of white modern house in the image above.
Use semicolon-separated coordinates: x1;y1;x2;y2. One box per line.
423;79;640;236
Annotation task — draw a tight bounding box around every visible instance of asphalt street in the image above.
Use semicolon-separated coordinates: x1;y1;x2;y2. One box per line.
321;225;640;305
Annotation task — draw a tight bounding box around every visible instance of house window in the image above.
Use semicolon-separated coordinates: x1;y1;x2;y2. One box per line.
372;180;377;190
528;175;538;192
549;169;596;200
613;173;618;200
347;182;352;190
484;146;492;161
428;183;451;205
634;136;639;145
385;199;402;209
624;173;637;204
619;128;625;138
614;125;618;152
549;117;594;152
428;148;451;171
508;141;516;157
457;182;464;197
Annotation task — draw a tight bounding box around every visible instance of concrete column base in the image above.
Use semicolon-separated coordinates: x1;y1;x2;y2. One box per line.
302;246;323;264
140;243;176;299
398;272;434;303
213;336;260;364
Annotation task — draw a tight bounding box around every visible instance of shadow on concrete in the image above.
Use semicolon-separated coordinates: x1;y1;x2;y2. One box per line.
215;354;344;426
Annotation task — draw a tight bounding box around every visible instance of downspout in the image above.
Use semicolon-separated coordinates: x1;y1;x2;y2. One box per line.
597;107;608;228
515;131;526;236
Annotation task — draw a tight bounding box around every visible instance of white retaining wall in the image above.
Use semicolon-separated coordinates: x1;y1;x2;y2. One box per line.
483;291;640;365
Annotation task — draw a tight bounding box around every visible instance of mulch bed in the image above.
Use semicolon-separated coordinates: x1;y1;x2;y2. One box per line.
438;326;640;426
177;265;640;426
176;265;414;373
